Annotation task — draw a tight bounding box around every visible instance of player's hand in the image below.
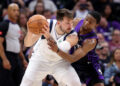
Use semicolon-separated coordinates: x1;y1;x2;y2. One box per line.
47;37;59;53
2;59;11;70
42;25;50;39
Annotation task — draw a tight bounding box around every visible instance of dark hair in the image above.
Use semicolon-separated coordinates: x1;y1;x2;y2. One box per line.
88;11;101;24
56;8;73;20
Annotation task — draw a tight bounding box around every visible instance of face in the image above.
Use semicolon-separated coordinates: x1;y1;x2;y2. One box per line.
36;3;44;14
8;4;19;21
114;49;120;61
82;14;97;31
58;17;73;33
97;33;105;43
100;42;109;55
112;30;120;41
104;5;112;16
19;14;27;26
100;17;108;28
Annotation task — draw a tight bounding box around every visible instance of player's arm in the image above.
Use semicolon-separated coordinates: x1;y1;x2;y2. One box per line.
24;31;42;47
48;38;97;63
58;33;78;53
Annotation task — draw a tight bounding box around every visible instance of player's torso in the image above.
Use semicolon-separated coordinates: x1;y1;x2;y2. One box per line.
32;19;67;62
71;31;99;69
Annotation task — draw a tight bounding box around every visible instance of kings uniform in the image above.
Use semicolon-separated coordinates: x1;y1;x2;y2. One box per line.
70;20;104;86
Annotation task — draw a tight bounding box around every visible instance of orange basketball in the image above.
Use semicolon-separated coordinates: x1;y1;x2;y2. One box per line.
27;14;48;34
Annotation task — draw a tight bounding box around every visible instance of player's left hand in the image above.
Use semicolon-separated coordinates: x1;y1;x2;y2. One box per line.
47;37;59;53
42;25;50;39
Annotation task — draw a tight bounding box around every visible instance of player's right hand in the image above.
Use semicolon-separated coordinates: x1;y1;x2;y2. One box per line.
2;59;11;70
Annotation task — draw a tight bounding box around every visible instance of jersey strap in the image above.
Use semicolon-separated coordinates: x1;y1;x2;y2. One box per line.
41;19;53;39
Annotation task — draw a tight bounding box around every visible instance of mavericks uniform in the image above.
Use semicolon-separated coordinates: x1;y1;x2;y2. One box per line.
20;19;81;86
70;20;104;86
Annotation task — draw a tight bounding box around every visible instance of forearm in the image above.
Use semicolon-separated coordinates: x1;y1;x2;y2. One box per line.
57;49;75;63
57;48;86;63
24;33;40;47
0;43;7;60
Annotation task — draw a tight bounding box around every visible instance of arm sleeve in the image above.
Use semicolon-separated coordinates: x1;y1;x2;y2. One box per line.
58;41;71;53
0;21;9;37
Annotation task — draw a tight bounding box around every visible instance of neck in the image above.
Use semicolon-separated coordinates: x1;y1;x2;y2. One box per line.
8;17;16;23
55;24;65;35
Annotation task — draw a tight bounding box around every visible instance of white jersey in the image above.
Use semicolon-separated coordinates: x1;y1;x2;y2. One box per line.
20;19;81;86
32;19;67;62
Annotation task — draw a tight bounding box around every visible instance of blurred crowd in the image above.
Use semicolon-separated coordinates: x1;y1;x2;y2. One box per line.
0;0;120;86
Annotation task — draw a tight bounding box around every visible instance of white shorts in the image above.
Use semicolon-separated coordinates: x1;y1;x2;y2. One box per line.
20;56;81;86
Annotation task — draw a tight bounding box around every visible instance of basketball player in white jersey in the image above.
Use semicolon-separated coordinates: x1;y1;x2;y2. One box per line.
20;9;81;86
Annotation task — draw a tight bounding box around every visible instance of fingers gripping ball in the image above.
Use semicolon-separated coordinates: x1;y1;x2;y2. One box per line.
27;14;48;34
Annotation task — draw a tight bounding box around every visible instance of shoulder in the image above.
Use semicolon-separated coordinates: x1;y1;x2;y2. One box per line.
0;20;10;37
47;19;57;25
0;20;10;31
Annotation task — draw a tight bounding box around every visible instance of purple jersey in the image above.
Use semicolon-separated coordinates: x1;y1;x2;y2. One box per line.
70;20;104;84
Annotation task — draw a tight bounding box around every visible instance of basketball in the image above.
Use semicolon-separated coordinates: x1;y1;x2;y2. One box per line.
27;14;48;34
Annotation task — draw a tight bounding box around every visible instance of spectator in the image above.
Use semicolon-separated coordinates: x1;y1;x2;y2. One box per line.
97;33;106;43
32;2;44;15
104;48;120;86
43;10;53;19
102;4;116;22
98;42;111;73
87;1;94;11
0;3;27;86
97;16;120;41
73;0;89;19
109;29;120;52
28;0;57;14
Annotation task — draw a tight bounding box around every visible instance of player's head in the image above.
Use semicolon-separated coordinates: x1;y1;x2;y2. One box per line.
8;3;19;21
82;11;101;31
56;8;73;33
